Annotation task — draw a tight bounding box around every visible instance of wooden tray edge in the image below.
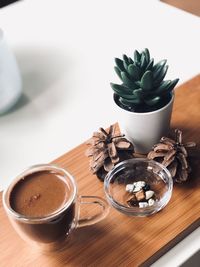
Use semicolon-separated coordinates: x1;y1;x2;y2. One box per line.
141;218;200;267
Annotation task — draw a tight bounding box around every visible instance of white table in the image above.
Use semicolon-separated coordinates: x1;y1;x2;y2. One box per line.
0;0;199;265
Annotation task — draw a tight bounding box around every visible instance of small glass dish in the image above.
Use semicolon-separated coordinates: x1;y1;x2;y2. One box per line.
104;158;173;217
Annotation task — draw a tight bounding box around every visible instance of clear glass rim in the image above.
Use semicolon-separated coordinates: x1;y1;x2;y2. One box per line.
2;164;77;223
104;158;173;215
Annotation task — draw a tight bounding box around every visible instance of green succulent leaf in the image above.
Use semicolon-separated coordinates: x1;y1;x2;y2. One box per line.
123;61;129;71
153;59;167;75
154;65;169;86
144;96;161;106
140;52;147;69
155;80;172;93
123;54;129;65
169;78;179;89
133;88;143;98
119;93;139;100
153;64;167;81
161;78;179;94
128;57;134;64
141;70;153;90
110;83;132;95
134;81;141;87
121;72;137;89
145;58;154;71
153;79;179;96
144;48;150;63
127;64;141;80
120;97;141;105
115;58;126;72
134;50;141;63
114;66;122;80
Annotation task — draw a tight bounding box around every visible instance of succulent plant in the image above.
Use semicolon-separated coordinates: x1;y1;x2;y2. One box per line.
110;48;179;112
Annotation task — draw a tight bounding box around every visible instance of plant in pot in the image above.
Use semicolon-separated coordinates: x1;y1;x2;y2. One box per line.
110;48;179;153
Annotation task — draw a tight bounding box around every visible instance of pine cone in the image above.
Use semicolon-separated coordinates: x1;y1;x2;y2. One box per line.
85;124;134;181
147;129;196;183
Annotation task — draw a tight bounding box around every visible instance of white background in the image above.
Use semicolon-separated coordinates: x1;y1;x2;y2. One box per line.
0;0;200;266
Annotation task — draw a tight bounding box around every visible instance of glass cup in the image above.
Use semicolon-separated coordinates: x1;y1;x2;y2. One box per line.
104;158;173;217
2;164;109;251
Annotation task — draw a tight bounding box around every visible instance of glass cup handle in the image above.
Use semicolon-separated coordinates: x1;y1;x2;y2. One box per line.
77;196;109;228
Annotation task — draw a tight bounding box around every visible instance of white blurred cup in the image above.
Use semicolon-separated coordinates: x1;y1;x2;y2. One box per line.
0;28;22;114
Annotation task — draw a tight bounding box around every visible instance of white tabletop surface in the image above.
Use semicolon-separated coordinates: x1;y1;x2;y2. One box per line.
0;0;200;266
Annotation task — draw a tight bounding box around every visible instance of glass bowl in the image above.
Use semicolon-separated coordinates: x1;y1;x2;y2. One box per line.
104;158;173;217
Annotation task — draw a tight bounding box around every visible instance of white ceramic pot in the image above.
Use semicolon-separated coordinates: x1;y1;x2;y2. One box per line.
0;29;22;115
115;95;174;154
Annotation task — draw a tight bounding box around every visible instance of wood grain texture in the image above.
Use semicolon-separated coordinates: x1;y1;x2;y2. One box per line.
161;0;200;17
1;75;200;267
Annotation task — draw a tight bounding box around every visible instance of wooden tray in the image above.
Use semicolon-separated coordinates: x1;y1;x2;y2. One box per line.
1;75;200;267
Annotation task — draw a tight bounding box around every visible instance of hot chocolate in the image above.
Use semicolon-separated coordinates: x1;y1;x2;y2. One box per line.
8;170;75;244
10;171;69;217
3;164;109;250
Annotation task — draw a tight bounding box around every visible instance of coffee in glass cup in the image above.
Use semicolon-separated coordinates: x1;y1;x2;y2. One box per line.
3;164;109;251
